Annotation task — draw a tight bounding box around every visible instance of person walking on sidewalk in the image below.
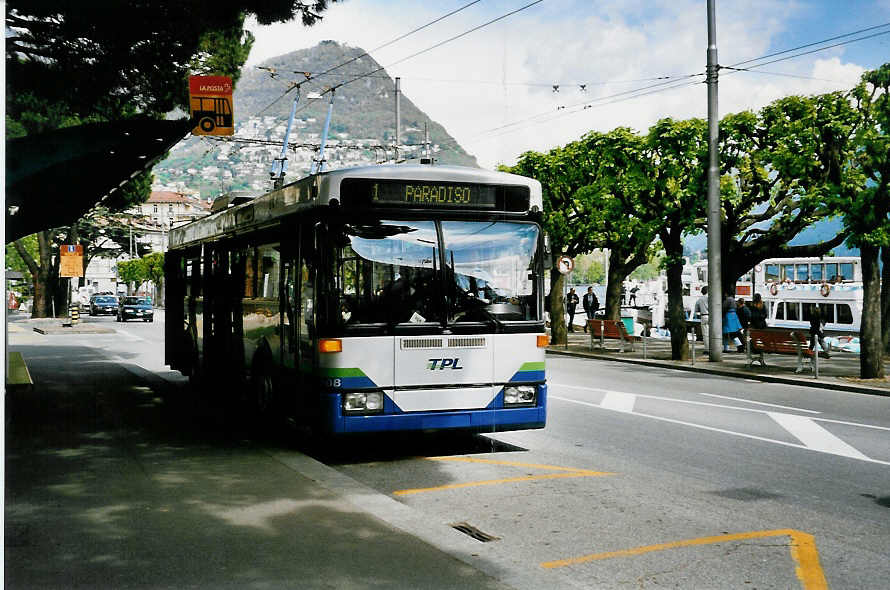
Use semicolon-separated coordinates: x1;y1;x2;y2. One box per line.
582;287;599;333
565;288;579;332
722;292;743;352
809;303;830;358
693;286;709;351
736;297;751;351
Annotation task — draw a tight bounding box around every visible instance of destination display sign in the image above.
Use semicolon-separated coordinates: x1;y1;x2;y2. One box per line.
342;179;497;209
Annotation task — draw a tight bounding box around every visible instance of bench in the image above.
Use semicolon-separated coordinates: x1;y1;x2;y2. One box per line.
746;327;829;374
6;351;34;392
588;319;635;353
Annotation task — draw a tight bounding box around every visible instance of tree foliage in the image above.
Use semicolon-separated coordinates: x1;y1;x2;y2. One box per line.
6;1;336;316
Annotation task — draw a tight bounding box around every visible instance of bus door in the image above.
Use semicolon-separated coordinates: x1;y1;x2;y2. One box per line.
281;226;317;414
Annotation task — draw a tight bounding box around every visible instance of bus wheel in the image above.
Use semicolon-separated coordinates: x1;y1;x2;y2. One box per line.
199;117;215;133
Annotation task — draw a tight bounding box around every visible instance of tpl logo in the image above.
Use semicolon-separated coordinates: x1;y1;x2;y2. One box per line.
428;358;463;370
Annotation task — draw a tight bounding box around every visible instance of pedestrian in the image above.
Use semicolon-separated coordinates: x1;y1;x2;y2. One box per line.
692;286;709;351
629;285;639;306
565;287;579;332
722;292;743;352
736;297;751;350
582;286;599;333
749;293;767;329
620;284;627;305
809;304;830;358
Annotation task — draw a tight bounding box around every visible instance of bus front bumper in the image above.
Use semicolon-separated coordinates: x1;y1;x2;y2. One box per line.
324;384;547;434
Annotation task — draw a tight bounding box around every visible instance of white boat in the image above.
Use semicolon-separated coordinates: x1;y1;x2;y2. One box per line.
689;256;862;336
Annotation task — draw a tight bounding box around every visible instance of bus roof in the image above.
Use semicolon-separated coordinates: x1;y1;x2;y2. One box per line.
169;164;543;249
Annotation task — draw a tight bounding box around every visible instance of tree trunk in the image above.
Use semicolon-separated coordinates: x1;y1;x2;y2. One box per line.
604;250;626;320
549;260;567;345
859;244;884;378
882;246;890;356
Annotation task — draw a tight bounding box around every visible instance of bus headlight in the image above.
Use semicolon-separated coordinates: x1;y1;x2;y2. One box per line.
504;385;536;406
343;391;384;414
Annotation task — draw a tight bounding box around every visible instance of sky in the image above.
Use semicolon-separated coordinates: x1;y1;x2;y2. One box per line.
245;0;890;169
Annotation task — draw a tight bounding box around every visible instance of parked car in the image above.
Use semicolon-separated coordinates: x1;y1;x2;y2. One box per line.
89;295;119;316
117;296;154;322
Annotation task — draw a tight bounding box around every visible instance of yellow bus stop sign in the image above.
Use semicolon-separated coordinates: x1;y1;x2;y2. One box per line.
59;244;84;277
189;76;234;136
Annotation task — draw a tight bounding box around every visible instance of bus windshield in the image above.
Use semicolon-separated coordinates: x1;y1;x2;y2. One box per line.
443;221;539;323
334;219;540;329
337;220;443;326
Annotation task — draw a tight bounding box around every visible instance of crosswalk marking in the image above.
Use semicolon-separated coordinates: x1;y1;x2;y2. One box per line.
768;412;871;461
549;384;889;467
601;391;636;413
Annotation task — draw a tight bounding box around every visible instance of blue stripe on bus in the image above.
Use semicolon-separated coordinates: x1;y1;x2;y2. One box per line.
323;383;547;434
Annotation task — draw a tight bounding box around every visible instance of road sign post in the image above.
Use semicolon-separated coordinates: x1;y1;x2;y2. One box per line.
189;76;234;136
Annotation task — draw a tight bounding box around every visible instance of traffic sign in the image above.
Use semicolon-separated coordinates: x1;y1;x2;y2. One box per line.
556;256;575;275
189;75;234;136
59;244;84;277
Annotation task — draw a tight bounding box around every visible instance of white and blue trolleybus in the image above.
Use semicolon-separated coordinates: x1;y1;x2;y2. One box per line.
165;164;548;435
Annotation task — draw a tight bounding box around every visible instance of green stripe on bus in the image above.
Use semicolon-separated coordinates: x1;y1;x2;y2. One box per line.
318;367;367;378
519;361;545;371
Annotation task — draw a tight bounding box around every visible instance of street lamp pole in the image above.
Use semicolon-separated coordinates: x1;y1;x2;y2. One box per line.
706;0;723;360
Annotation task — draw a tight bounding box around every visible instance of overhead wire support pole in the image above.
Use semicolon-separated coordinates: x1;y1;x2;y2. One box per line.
313;89;336;174
395;77;401;163
706;0;723;361
272;84;301;189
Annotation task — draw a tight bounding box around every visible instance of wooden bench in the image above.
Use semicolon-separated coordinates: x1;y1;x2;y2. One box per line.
746;327;829;374
6;351;34;392
588;319;635;352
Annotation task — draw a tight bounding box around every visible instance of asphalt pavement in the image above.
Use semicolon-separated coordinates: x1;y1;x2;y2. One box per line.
5;313;888;589
5;316;517;590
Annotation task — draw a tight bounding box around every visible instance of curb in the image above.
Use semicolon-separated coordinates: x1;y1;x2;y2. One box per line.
546;348;890;397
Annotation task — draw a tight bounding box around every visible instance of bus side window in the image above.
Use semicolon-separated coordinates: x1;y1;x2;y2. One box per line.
243;248;257;298
258;245;281;299
836;304;854;324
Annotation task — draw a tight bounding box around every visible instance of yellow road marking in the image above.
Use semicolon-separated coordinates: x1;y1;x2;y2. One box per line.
393;456;613;496
541;529;828;590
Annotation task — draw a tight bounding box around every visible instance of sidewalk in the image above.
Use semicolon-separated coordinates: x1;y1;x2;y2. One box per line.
4;324;517;590
549;329;890;396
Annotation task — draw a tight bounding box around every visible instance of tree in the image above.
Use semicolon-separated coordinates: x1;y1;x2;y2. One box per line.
6;1;336;315
507;147;602;345
647;118;708;360
117;259;148;294
712;95;850;297
830;64;890;378
573;129;660;320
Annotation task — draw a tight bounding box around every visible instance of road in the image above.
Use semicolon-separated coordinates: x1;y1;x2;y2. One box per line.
322;354;890;589
7;311;890;589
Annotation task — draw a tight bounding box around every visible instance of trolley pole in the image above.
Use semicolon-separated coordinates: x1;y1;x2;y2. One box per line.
706;0;723;361
394;77;401;162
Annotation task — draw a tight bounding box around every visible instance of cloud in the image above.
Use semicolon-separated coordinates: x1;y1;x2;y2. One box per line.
245;1;886;169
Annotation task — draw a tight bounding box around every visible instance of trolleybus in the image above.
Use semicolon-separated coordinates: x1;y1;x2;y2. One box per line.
165;164;548;435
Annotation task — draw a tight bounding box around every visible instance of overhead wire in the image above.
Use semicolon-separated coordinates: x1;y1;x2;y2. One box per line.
442;23;890;149
252;0;487;118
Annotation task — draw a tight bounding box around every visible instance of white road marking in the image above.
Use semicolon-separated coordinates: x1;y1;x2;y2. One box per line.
600;391;636;413
553;383;816;417
767;412;872;461
548;389;890;467
693;392;821;414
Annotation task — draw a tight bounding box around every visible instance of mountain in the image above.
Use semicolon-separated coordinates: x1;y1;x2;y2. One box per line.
154;41;478;197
